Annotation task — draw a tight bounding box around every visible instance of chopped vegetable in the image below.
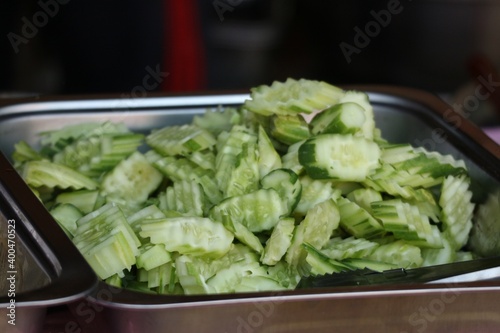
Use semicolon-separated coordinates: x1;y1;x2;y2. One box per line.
11;78;488;296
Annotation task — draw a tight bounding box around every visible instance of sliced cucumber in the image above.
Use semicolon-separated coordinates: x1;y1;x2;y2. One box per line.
321;236;380;261
164;180;206;217
337;90;376;140
302;243;353;276
146;124;217;156
220;214;264;254
209;188;288;232
281;140;305;176
294;175;341;216
101;151;163;207
439;175;475;251
136;243;172;271
50;203;83;238
299;134;380;181
371;199;443;248
285;198;340;272
22;160;99;190
257;125;282;178
140;217;234;259
270;114;311;145
215;126;257;196
310;102;366;136
55;190;100;215
368;240;423;269
243;78;345;116
468;190;500;257
346;187;383;212
226;141;260;197
336;196;385;239
261;168;302;214
261;217;295;266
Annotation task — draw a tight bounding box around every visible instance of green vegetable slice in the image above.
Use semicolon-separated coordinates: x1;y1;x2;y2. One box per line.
310;102;366;136
140;217;234;259
286;198;340;273
147;124;217;156
101;151;163;207
299;134;381;181
210;188;288;232
243;78;345;116
270;114;311;145
439;175;475;251
261;217;295;266
22;160;99;190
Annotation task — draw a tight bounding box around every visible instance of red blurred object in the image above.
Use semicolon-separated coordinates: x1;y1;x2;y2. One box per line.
162;0;207;92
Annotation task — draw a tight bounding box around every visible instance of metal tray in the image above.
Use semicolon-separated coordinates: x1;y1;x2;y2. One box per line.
0;152;99;333
0;86;499;333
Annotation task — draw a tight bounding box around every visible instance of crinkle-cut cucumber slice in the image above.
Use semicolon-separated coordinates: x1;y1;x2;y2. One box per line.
55;189;100;215
50;203;83;238
367;240;423;269
243;78;345;116
439;175;475;251
346;187;383;212
215;126;257;196
22;160;99;190
421;234;455;266
153;156;222;205
310;102;366;136
146;124;217;156
136;243;172;271
140;217;234;259
220;214;264;255
257;125;282;178
302;243;353;276
101;151;163;206
261;168;302;214
285;198;340;273
337;90;376;140
225;141;260;197
163;180;206;217
209;188;288;232
299;134;381;182
270;114;311;145
261;217;295;266
294;175;341;216
320;236;380;261
281;140;305;176
468;190;500;257
371;199;443;248
337;196;385;239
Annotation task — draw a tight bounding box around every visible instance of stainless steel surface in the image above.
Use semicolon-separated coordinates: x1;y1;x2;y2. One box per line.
0;151;99;332
0;87;499;332
299;256;500;288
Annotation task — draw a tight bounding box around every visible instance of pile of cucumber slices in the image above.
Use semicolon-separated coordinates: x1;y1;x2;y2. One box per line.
12;78;490;295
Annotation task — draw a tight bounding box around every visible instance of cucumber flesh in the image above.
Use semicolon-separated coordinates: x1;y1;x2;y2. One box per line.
299;134;381;182
310;102;366;136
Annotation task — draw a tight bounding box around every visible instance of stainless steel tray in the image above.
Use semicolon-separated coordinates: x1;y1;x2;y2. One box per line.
0;153;98;333
0;86;499;333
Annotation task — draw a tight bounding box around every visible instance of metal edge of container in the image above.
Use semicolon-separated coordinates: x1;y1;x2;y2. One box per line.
0;151;99;308
0;86;499;332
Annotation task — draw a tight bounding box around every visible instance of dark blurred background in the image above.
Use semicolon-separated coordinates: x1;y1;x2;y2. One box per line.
1;0;500;125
